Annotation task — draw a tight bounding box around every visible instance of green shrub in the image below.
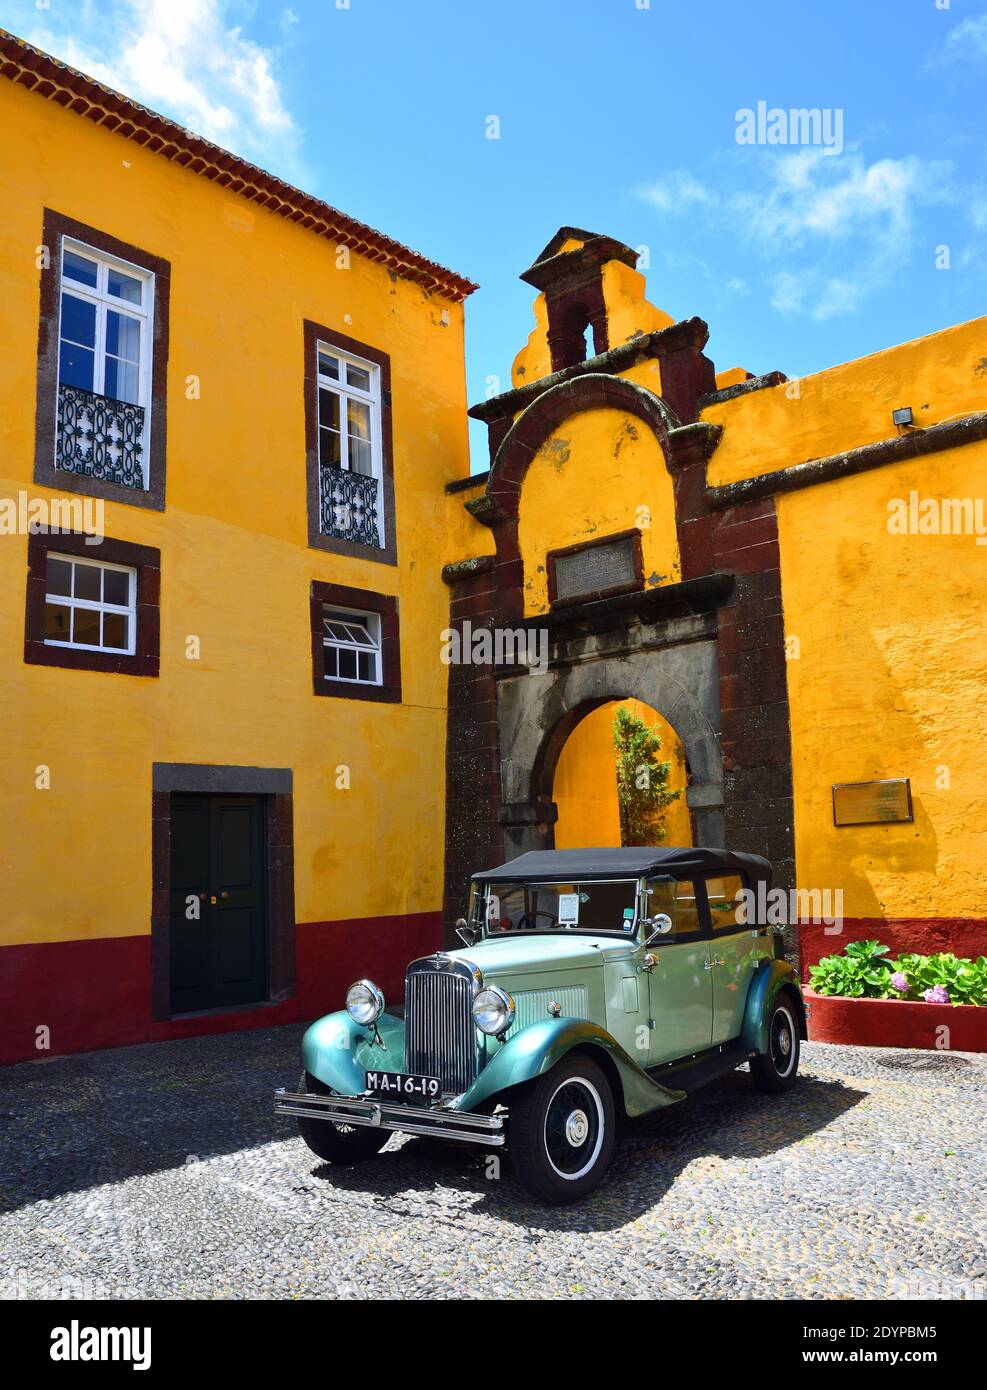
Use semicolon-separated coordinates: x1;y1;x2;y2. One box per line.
808;941;987;1006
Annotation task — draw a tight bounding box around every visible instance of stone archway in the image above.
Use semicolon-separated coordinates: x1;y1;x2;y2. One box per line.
495;600;725;860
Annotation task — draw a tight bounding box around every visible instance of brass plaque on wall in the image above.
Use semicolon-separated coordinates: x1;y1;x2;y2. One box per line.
832;778;913;827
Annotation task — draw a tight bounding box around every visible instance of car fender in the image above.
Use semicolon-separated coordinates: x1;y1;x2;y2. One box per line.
300;1010;407;1093
458;1017;685;1119
741;959;807;1055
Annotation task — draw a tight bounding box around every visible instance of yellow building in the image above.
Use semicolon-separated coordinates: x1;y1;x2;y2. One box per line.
0;32;474;1062
443;227;987;977
2;32;984;1065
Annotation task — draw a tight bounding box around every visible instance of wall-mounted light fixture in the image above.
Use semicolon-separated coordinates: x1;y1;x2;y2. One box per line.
892;406;914;429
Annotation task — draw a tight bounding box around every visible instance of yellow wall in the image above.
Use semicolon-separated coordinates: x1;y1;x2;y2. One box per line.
704;316;987;488
518;407;681;615
554;700;691;850
0;78;469;948
779;441;987;920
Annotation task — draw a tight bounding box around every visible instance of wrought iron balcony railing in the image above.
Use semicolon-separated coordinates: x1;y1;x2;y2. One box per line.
319;463;382;548
55;383;147;490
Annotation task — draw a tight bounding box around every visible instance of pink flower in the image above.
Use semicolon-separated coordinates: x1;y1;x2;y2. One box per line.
891;972;909;993
922;985;950;1005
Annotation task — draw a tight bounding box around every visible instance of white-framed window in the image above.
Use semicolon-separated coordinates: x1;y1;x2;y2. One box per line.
322;606;382;685
43;552;137;654
57;239;154;481
316;345;381;481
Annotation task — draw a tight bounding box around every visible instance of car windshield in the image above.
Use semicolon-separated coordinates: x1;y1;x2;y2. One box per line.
477;879;640;936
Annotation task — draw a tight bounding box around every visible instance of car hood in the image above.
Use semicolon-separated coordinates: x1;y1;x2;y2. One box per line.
443;933;630;980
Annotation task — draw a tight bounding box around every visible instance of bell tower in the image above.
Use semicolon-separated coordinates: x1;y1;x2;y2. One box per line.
519;227;640;373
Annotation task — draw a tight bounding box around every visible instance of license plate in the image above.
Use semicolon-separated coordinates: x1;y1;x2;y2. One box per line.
365;1070;441;1103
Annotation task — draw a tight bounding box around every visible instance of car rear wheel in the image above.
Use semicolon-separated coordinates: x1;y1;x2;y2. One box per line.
295;1072;390;1163
509;1055;615;1204
749;999;801;1093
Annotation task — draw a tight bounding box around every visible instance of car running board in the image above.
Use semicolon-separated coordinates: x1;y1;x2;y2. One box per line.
647;1041;753;1097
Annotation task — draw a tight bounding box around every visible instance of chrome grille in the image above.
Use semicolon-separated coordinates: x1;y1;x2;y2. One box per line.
405;961;478;1094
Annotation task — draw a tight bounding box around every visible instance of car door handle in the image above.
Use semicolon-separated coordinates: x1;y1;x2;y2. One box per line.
704;957;725;970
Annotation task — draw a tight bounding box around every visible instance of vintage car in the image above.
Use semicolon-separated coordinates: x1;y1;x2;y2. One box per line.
274;847;806;1203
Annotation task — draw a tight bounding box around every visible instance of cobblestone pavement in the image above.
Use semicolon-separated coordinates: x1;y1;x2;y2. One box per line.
1;1026;984;1300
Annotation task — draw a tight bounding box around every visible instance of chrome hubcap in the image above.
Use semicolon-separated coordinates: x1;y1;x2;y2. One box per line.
565;1108;589;1146
779;1029;791;1056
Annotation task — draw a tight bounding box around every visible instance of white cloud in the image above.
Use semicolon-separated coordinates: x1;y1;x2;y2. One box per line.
636;150;952;322
931;13;987;67
637;172;713;213
24;0;298;170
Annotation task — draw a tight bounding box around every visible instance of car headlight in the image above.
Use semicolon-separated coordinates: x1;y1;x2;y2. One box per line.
472;985;515;1036
345;979;384;1025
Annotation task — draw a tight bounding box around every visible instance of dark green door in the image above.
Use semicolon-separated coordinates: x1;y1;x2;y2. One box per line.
169;794;268;1014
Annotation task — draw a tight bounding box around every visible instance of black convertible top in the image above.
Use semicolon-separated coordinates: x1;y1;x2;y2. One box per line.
473;847;771;886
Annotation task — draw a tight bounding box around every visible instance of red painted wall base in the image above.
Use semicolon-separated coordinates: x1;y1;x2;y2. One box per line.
799;917;987;978
0;911;441;1065
806;988;987;1052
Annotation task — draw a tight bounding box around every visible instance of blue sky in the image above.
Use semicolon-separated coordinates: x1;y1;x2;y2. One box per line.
4;0;987;470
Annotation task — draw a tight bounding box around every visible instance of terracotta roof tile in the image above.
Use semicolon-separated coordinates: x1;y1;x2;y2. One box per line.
0;27;477;301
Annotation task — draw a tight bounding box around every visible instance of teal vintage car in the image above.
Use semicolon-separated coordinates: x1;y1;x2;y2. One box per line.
274;847;807;1204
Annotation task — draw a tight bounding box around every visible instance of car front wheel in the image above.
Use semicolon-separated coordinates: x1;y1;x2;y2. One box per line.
509;1055;615;1204
749;998;801;1093
295;1072;390;1164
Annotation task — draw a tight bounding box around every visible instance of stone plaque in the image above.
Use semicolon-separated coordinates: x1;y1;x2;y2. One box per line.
553;537;636;601
832;778;913;827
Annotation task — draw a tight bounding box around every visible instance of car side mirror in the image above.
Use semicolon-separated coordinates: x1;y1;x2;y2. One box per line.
455;917;478;946
643;914;674;946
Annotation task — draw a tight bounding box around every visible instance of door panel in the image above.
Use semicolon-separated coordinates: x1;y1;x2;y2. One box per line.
704;873;773;1046
645;877;713;1066
647;940;713;1065
169;794;267;1014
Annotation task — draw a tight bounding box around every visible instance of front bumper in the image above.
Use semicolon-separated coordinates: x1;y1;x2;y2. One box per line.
274;1087;506;1147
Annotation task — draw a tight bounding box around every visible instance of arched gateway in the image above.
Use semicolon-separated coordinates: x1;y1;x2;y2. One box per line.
442;229;796;947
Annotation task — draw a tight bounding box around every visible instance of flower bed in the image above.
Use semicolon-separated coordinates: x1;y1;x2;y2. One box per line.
805;940;987;1052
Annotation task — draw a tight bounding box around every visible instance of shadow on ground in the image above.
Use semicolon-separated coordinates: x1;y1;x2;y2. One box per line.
0;1020;866;1233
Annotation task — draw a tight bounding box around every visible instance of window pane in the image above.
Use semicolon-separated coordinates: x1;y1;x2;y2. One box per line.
707;875;745;933
107;267;143;304
45;556;72;596
323;646;338;678
318;388;340;429
338;648;357;680
319;426;341;469
73;563;101;601
675;881;701;935
102;611;129;650
105;356;140;405
345;362;371;392
105;310;140;363
347;399;371;441
72;607;100;646
358;651;378;682
317;351;340;380
348;437;372;476
103;569;130;606
63;249;98;288
44;602;71;640
59;341;96;392
347;399;373;476
60;293;96;347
